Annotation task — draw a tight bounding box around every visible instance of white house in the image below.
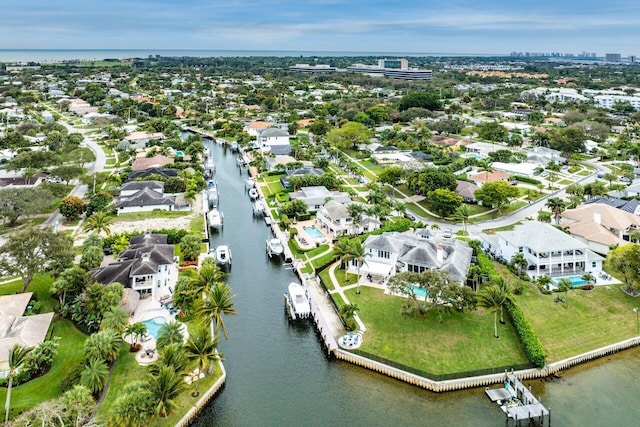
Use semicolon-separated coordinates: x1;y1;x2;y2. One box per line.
115;181;189;214
481;221;604;279
257;128;291;155
357;230;473;284
123;131;167;150
243;121;272;137
91;234;177;301
289;186;351;212
316;200;380;237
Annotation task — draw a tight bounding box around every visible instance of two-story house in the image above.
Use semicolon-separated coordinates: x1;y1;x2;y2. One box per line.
289;186;351;212
481;221;604;279
257;128;291;155
316;200;380;237
357;231;473;284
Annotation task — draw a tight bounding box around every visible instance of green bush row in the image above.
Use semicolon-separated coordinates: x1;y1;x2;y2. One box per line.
468;240;501;282
504;297;547;368
514;175;542;185
103;228;189;247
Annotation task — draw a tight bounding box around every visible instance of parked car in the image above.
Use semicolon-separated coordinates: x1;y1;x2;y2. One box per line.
405;213;416;221
443;228;452;238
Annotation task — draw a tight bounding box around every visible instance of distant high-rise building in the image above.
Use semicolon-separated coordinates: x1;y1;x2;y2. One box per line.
378;58;408;69
629;55;637;64
605;53;622;62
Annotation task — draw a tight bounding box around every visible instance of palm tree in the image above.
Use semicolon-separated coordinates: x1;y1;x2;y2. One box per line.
124;322;148;351
148;365;185;419
84;330;122;364
184;327;222;397
338;304;359;331
556;278;573;307
4;344;32;424
80;358;109;396
199;283;237;340
630;231;640;244
348;239;370;294
510;253;528;277
333;238;354;270
189;262;226;297
452;205;471;235
83;211;113;236
537;275;553;291
545;197;566;225
155;343;189;374
537;210;552;223
346;203;365;235
156;321;184;349
478;285;507;338
100;307;129;334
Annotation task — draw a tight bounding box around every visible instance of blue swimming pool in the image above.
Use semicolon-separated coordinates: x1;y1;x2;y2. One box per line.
304;225;324;239
411;285;429;299
142;316;167;340
553;275;588;287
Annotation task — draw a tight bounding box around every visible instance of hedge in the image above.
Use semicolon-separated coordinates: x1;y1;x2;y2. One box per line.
504;297;547;368
514;175;542;185
103;228;189;247
468;240;500;282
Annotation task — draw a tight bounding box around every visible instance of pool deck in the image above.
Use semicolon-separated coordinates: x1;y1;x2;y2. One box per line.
291;219;330;249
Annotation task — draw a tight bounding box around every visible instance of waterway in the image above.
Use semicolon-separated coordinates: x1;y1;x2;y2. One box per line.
192;139;640;426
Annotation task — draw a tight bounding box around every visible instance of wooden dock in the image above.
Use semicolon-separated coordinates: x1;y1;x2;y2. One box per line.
486;373;549;425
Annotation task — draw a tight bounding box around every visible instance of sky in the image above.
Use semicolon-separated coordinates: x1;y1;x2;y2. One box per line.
1;0;639;56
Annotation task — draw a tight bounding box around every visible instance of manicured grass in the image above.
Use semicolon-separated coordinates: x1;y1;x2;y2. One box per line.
482;221;522;234
311;251;336;270
189;215;205;236
577;170;591;177
113;210;190;222
350;287;528;375
318;267;335;291
464;203;490;216
558;179;573;185
0;320;88;418
0;275;55;313
333;268;358;287
305;244;330;259
513;281;640;362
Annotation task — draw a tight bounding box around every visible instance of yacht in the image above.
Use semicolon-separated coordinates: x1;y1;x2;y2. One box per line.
285;282;311;320
245;177;255;189
266;238;284;258
208;208;223;230
253;200;264;216
214;245;232;269
205;157;216;177
248;188;259;200
207;182;219;208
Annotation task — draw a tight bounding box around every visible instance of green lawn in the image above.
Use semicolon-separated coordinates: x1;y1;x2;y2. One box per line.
577;170;591;177
349;287;528;375
558;179;573;185
318;267;335;291
464;203;491;216
113;210;190;222
513;282;639;362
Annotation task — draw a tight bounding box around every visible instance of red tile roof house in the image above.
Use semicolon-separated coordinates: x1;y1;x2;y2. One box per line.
131;155;173;171
123;131;167;151
468;170;512;185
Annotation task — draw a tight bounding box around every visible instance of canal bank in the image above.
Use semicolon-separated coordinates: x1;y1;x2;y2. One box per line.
191;138;640;427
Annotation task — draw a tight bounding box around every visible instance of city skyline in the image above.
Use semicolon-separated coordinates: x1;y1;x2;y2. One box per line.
1;0;639;55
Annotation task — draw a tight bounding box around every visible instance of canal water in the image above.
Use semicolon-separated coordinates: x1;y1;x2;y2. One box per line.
191;139;640;427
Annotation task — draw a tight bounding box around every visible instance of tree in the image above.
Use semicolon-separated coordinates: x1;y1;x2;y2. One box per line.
0;187;52;226
79;358;109;396
556;278;573;307
184;327;221;396
377;166;404;193
59;195;87;220
80;245;104;270
0;227;74;292
325;121;372;150
154;343;189;374
452;204;471;235
85;191;113;216
156;321;185;349
180;234;202;262
399;92;442;111
536;275;553;292
348;239;370;294
4;344;32;424
427;188;463;217
473;181;519;213
83;211;113;236
510;252;528;276
477;121;509;142
308;119;331;136
148;365;185;419
545;197;566;225
84;330;122;364
280;199;308;217
108;381;155;427
630;231;640;244
125;322;148;351
49;165;84;185
189;261;227;296
59;385;95;427
333;238;355;270
607;244;640;293
387;270;476;322
406;168;457;195
338;304;359;331
100;307;129;334
477;285;507;338
537;210;552;223
199;283;237;340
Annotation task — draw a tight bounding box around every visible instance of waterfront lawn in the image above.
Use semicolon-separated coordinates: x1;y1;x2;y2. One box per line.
512;282;639;362
113;210;190;222
349;287;528;375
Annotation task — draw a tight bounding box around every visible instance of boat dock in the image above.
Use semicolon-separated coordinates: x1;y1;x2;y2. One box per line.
486;373;550;425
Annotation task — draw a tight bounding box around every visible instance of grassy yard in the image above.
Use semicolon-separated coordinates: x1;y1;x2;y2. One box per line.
349;287;528;375
113;210;190;222
513;282;639;362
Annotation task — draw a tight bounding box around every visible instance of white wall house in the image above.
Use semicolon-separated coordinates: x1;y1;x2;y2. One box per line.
481;221;604;279
315;200;380;237
258;128;291;155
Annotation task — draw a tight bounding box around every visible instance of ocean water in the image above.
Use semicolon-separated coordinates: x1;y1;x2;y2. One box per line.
0;49;506;63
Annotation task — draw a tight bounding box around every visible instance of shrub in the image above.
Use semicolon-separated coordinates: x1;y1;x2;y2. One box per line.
504;297;546;368
289;227;298;237
514;175;542;185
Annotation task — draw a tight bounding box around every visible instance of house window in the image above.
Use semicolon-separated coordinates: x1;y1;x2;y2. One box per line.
518;247;523;253
592;262;596;268
378;250;390;259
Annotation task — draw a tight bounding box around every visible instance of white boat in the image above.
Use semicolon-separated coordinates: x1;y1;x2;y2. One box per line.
245;177;255;189
208;208;223;230
214;245;232;268
207;182;219;208
285;282;311;320
248;188;259;200
266;238;284;258
230;142;238;152
253;200;264;216
205;158;216;177
180;124;189;131
203;147;209;158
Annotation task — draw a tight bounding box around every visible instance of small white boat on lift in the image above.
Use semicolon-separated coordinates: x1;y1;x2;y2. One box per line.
245;177;255;189
266;238;284;258
285;282;311;320
207;181;219;208
253;200;264;216
208;208;223;230
248;188;259;200
214;245;232;269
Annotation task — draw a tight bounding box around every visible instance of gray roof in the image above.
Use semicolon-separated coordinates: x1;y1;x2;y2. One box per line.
127;167;178;181
120;180;164;192
116;187;175;209
260;128;289;137
129;233;168;245
497;221;588;252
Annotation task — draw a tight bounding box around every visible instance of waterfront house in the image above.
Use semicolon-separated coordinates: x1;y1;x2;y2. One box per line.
243;121;272;137
131;154;173;171
481;221;603;279
316;200;381;237
115;180;189;214
257;128;291;155
91;233;177;301
280;167;325;189
122;131;167;151
357;231;472;284
289;186;351;212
